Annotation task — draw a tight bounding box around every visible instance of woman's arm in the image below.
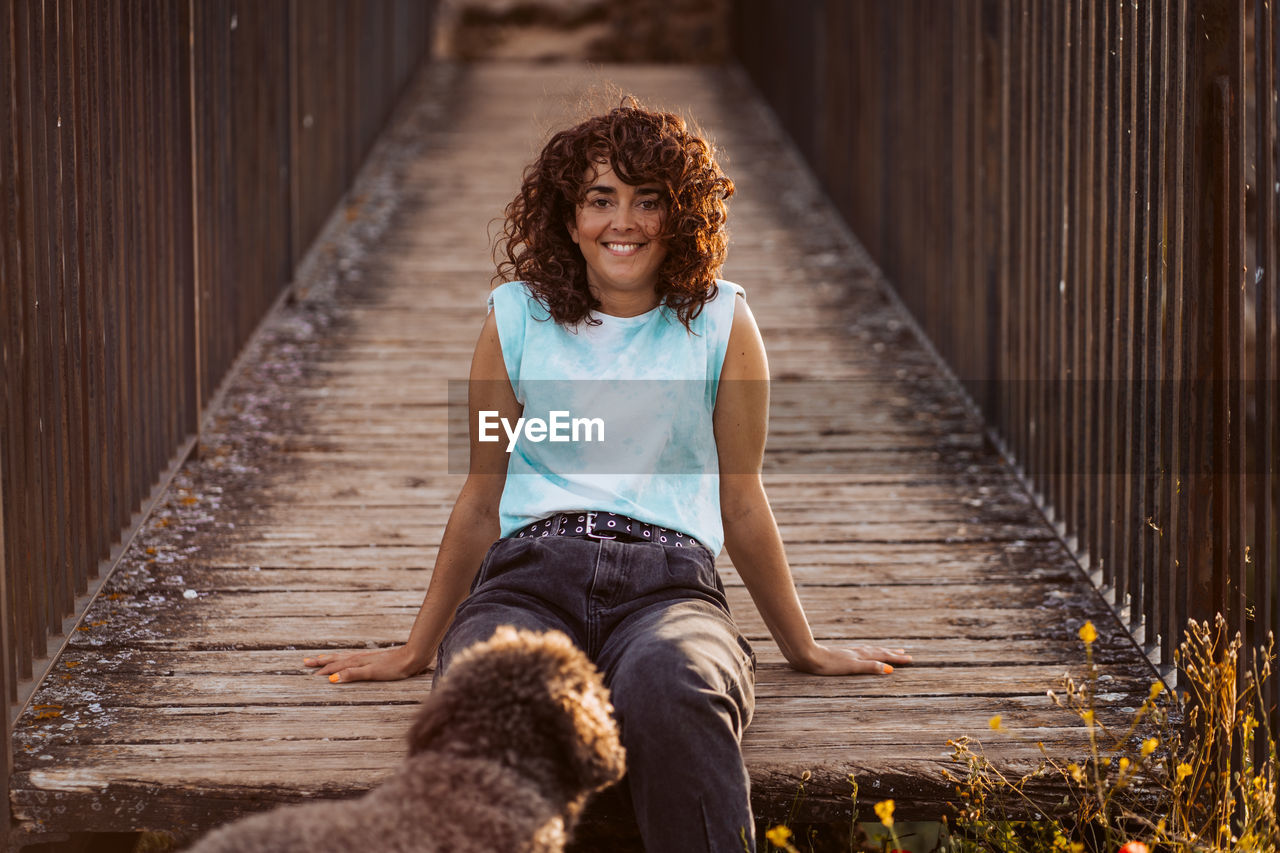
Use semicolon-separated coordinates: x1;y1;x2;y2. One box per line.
305;310;521;682
715;298;911;676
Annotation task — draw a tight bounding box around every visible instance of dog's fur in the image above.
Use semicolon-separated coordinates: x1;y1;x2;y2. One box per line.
187;628;626;853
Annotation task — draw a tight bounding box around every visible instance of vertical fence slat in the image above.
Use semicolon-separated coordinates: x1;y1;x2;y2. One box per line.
1;0;16;839
1118;0;1138;627
1272;0;1280;714
1140;0;1163;649
78;0;105;564
0;409;9;844
1100;0;1120;592
1070;0;1092;557
1171;0;1193;664
1059;0;1078;541
1029;0;1044;495
1224;3;1248;641
996;0;1012;473
0;457;8;846
1255;0;1279;714
1015;0;1031;481
1086;0;1108;586
16;0;51;665
54;0;84;605
1;0;23;695
1133;0;1148;632
1048;0;1061;517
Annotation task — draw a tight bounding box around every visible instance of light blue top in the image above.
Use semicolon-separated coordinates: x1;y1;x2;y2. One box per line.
486;280;745;555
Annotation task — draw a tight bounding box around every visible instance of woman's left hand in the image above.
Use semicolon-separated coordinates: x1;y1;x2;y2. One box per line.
791;643;912;676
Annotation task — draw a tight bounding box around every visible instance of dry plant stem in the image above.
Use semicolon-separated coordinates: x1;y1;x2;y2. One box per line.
946;615;1280;853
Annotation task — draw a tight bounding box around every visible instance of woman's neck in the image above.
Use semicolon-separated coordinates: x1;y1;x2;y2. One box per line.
590;286;659;318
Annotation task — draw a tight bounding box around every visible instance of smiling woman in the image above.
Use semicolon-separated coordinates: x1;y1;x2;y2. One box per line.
494;96;734;329
305;97;910;853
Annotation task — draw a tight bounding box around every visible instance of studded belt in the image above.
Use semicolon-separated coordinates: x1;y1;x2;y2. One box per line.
513;511;702;550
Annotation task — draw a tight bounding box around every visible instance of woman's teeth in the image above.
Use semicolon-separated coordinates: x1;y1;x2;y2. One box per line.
605;242;641;255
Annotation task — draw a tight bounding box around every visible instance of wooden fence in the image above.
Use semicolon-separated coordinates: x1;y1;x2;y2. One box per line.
1;0;435;842
732;0;1279;699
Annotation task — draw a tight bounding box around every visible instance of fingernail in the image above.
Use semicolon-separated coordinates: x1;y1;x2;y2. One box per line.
303;658;313;664
329;673;341;683
882;664;894;674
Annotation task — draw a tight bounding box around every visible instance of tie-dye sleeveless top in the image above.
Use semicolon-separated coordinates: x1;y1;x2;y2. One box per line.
485;279;744;555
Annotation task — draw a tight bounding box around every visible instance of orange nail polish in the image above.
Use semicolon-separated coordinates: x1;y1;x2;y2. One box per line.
329;673;340;683
883;664;894;674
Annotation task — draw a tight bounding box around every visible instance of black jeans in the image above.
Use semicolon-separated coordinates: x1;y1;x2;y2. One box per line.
437;533;758;853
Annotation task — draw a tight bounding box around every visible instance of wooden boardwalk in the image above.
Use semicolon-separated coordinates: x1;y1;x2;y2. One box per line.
9;63;1159;844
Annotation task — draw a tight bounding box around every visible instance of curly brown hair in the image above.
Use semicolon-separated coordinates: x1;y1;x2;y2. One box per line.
494;97;735;329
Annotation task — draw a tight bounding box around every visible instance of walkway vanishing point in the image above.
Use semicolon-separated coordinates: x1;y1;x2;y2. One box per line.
9;63;1160;846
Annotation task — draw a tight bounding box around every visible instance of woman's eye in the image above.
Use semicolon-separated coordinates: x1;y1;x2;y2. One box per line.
591;198;611;208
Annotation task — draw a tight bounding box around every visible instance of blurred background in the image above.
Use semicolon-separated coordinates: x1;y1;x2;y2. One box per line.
436;0;730;62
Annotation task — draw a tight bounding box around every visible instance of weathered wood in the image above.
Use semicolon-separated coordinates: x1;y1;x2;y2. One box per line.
8;61;1161;841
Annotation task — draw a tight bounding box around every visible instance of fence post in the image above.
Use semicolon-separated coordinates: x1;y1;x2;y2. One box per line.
188;0;204;457
1185;0;1246;632
1;436;11;850
2;0;14;841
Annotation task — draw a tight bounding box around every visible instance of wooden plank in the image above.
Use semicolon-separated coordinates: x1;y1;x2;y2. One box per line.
14;664;1149;720
12;694;1143;750
77;585;1089;624
63;609;1097;650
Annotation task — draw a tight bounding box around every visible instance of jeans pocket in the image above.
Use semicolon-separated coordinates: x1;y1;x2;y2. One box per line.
737;634;757;674
472;535;542;592
663;543;719;587
469;538;506;592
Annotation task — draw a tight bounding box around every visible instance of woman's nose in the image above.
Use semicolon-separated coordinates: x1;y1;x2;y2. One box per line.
610;204;637;231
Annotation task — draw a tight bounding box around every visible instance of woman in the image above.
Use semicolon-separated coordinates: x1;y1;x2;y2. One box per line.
304;99;910;852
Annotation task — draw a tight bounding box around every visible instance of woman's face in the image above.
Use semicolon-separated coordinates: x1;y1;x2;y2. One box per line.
567;163;668;300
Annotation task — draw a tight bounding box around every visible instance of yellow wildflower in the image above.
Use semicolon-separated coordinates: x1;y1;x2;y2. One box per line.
1067;763;1084;783
1148;681;1164;700
1118;757;1130;772
1176;762;1193;782
1140;737;1158;757
1078;621;1097;645
1053;834;1085;853
1081;709;1095;726
874;799;895;828
765;825;793;848
989;715;1002;730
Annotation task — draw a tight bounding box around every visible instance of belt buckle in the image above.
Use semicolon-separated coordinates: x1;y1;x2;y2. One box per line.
585;511;616;540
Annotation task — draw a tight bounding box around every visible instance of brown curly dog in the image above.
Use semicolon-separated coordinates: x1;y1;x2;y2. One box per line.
187;628;626;853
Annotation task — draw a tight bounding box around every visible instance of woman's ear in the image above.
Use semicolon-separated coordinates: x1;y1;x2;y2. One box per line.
565;215;579;245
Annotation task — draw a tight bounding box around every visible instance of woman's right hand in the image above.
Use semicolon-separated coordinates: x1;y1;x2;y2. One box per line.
303;644;430;683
